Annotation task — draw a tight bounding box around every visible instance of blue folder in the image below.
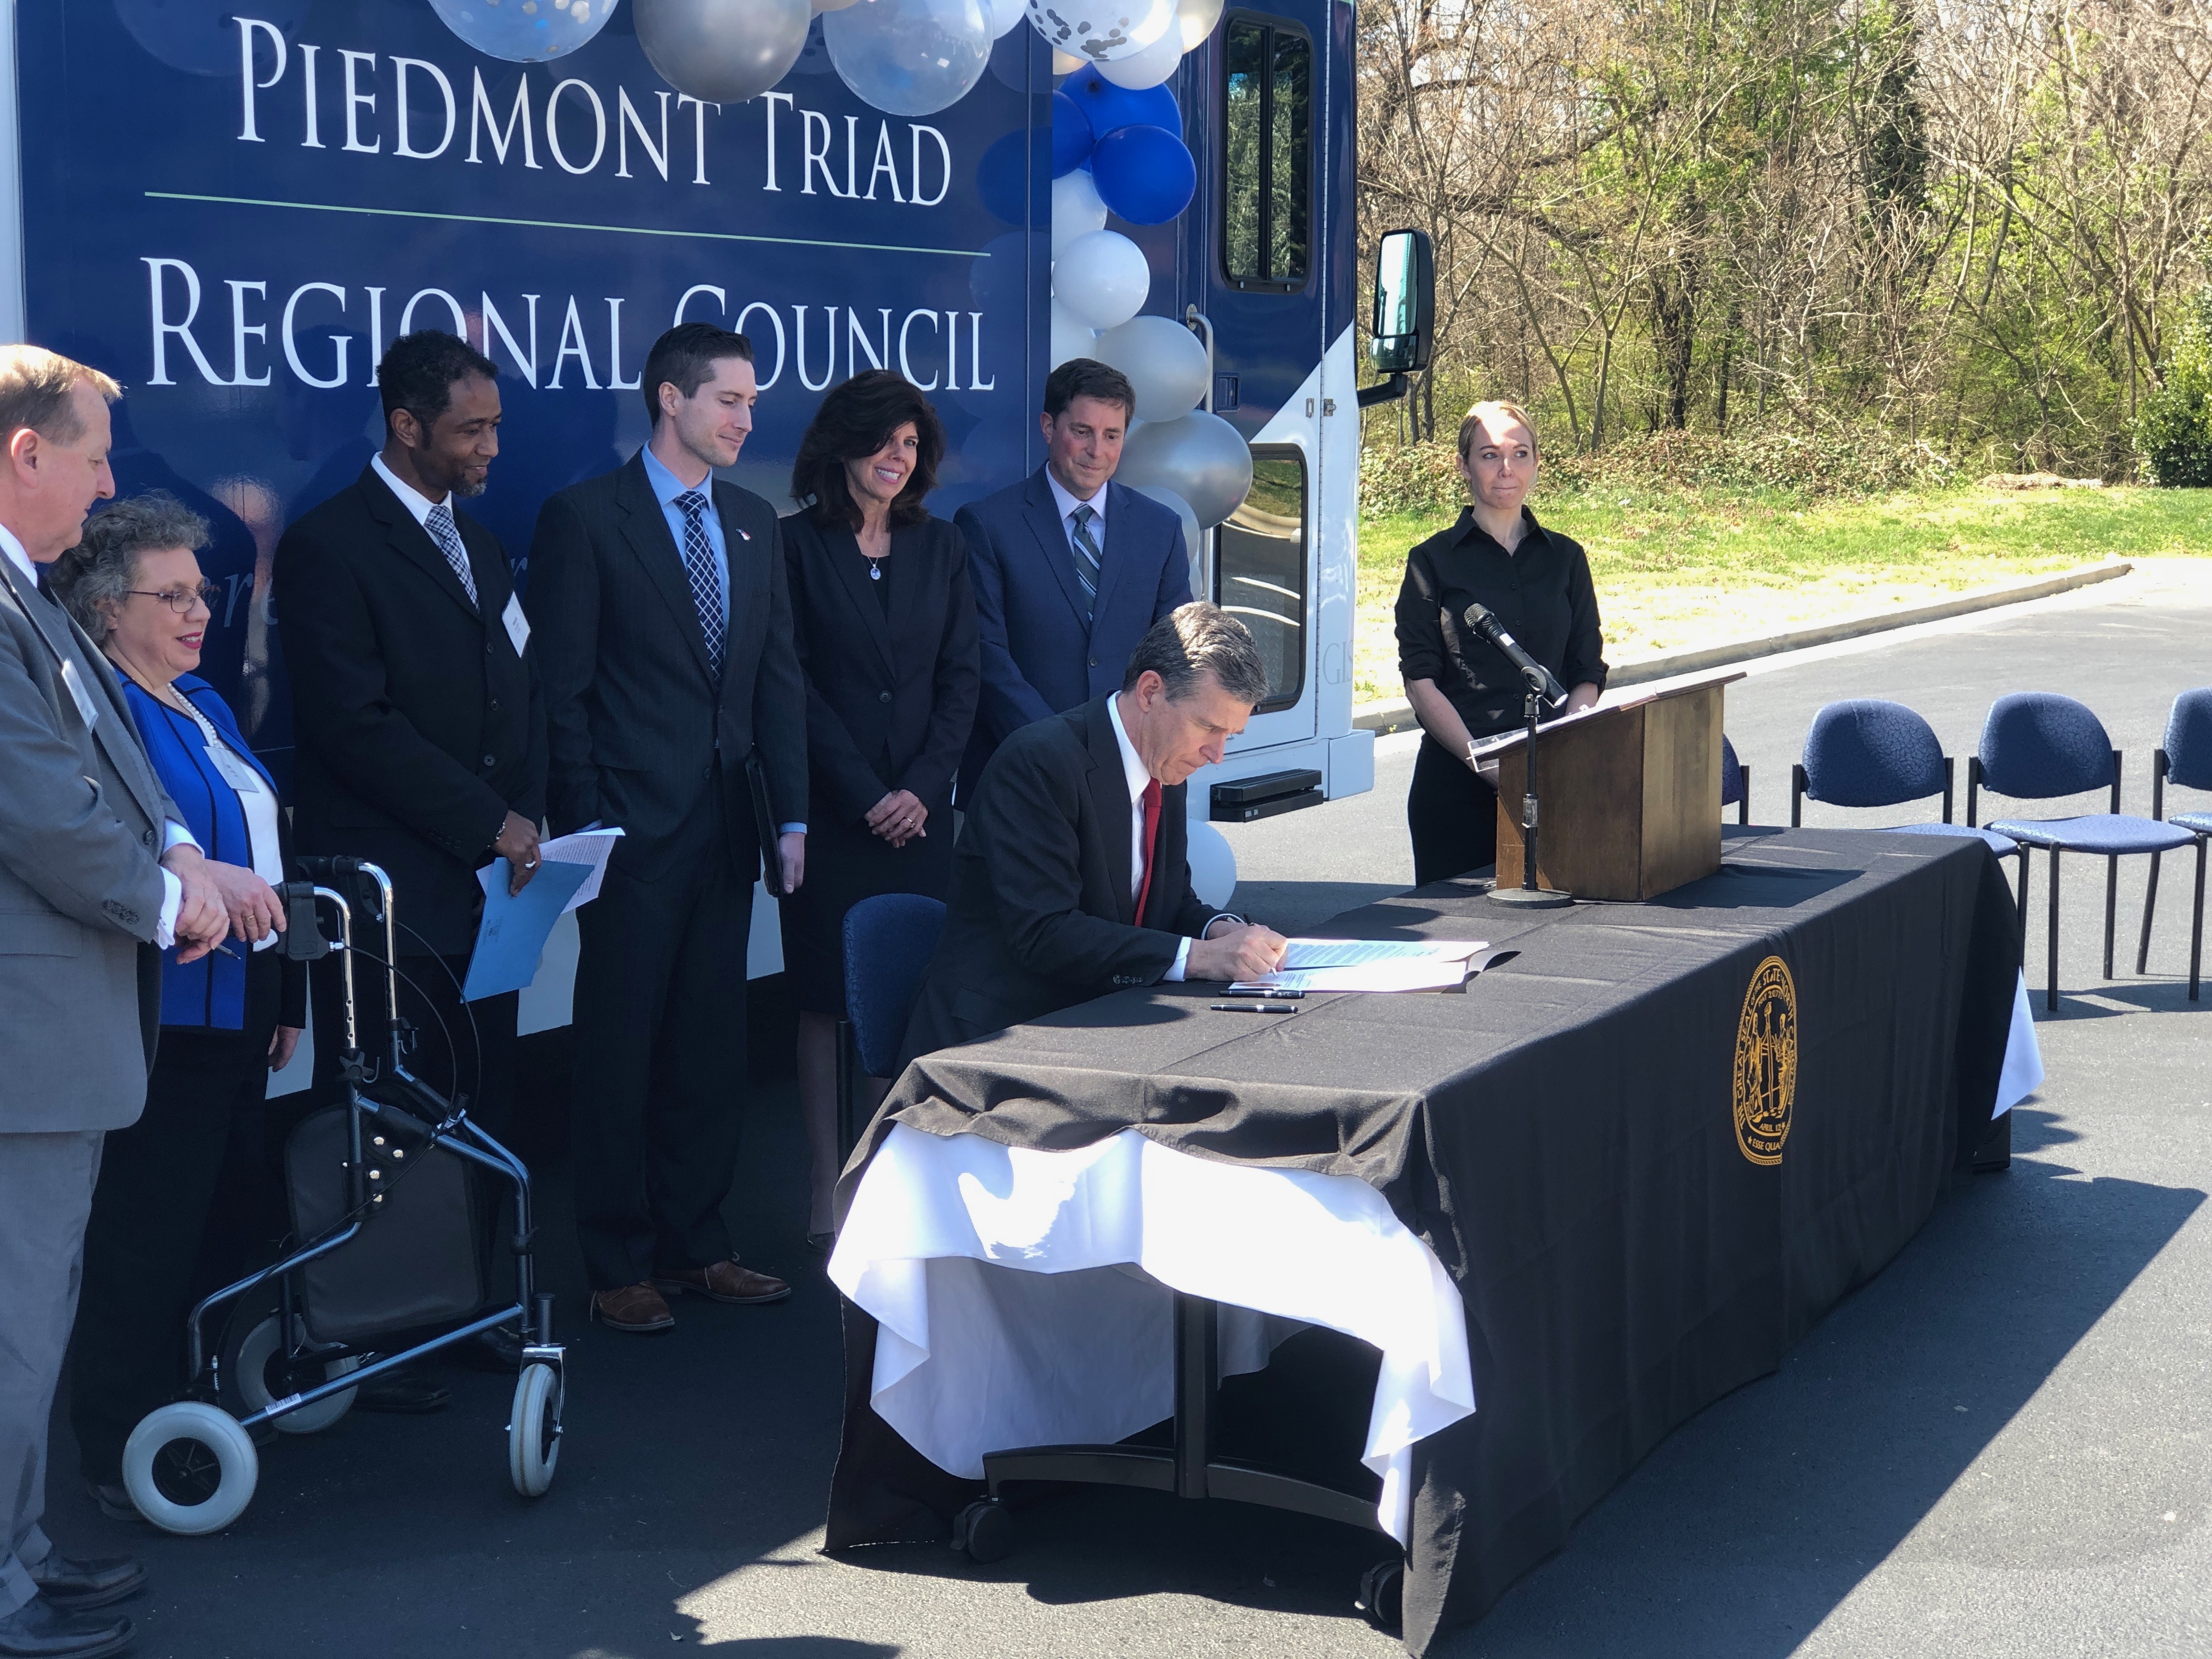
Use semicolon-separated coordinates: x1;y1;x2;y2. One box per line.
461;859;592;1002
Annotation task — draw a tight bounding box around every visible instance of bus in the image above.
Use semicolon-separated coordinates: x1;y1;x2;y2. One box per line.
0;0;1431;1036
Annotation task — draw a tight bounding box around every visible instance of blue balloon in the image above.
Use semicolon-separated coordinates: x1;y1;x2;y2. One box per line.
1061;64;1182;144
1052;91;1094;178
1090;125;1196;225
975;130;1047;226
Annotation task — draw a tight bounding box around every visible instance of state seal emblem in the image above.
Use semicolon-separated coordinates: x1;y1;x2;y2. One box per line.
1733;955;1797;1165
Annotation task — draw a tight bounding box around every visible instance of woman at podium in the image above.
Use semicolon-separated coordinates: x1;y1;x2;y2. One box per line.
1394;402;1606;885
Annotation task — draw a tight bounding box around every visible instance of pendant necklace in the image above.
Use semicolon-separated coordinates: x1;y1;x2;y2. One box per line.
866;556;884;582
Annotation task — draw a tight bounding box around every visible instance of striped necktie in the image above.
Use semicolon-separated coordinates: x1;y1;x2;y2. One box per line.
1069;503;1101;621
674;490;726;680
424;503;478;608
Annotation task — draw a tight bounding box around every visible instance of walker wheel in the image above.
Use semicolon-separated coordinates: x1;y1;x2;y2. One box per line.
507;1362;562;1498
122;1402;259;1536
952;1498;1013;1564
1358;1556;1405;1633
233;1314;359;1435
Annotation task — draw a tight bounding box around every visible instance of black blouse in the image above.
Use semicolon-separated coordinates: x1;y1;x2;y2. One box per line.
1393;507;1608;738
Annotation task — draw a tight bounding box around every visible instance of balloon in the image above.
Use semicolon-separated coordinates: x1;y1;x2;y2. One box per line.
119;2;307;75
1025;0;1176;64
1052;47;1085;75
825;0;994;117
1060;64;1182;140
1186;817;1237;909
1131;484;1205;583
1052;91;1095;177
1089;125;1194;223
1050;298;1099;369
1175;0;1226;50
982;0;1030;36
634;0;810;102
815;0;862;12
791;16;839;69
1052;168;1109;256
1053;229;1150;330
1095;26;1182;89
1094;315;1209;421
1117;409;1253;526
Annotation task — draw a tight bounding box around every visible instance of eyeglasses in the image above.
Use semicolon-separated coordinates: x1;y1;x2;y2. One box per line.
125;583;221;615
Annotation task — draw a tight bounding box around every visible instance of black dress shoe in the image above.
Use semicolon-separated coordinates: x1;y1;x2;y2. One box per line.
352;1368;452;1414
25;1558;143;1616
0;1598;134;1659
446;1325;527;1374
78;1483;143;1528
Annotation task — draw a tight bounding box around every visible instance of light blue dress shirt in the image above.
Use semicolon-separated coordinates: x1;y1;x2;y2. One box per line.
634;445;803;837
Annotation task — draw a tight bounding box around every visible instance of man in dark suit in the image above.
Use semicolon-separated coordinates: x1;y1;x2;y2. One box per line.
953;359;1193;791
901;604;1288;1062
274;329;546;1384
527;323;808;1335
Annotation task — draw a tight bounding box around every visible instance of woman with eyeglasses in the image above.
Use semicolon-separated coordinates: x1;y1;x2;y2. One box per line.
47;490;307;1522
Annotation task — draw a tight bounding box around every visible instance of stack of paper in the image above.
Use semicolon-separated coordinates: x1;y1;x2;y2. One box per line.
1229;937;1488;995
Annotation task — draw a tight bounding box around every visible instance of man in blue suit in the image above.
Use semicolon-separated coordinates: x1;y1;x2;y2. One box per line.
954;359;1193;791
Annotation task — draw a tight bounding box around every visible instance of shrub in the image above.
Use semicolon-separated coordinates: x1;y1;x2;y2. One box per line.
2138;287;2212;488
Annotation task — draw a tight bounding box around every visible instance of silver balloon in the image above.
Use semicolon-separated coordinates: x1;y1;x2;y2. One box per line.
1093;315;1208;421
1174;0;1226;50
1116;409;1252;527
825;0;993;119
431;0;618;63
635;0;811;103
1130;483;1204;585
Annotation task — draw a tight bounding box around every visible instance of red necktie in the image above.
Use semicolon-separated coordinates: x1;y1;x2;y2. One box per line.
1133;778;1163;923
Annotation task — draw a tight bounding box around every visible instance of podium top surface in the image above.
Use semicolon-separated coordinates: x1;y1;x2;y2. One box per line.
1468;669;1745;760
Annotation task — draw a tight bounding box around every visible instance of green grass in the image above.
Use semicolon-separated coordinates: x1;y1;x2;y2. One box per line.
1353;483;2212;704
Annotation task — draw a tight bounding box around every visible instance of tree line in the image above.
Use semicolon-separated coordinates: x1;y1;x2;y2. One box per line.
1356;0;2212;476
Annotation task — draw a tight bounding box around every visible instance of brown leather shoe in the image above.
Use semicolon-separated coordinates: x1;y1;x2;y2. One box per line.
589;1282;675;1333
653;1259;792;1305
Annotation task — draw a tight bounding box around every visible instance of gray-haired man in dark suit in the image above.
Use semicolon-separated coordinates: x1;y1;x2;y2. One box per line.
0;348;230;1659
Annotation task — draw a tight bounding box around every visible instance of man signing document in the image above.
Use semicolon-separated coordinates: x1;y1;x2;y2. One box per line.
899;602;1288;1063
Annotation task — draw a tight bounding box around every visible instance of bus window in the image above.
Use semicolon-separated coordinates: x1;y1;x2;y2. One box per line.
1223;18;1311;290
1215;448;1306;709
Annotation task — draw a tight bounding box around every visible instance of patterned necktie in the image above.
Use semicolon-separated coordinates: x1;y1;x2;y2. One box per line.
674;490;726;680
1133;777;1163;921
423;503;478;609
1068;503;1102;621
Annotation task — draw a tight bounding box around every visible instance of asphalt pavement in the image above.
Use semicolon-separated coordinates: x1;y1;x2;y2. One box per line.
45;563;2212;1658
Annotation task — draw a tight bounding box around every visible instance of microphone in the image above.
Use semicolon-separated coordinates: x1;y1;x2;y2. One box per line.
1463;602;1568;706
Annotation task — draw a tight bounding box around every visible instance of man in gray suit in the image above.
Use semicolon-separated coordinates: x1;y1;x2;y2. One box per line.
0;347;229;1659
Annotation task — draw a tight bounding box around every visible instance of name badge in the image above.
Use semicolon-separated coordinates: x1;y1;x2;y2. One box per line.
58;657;98;731
502;592;531;657
205;740;262;794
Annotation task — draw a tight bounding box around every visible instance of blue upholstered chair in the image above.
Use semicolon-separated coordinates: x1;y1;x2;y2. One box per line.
1720;735;1749;825
837;894;948;1159
1970;692;2195;1011
2134;687;2211;1002
1790;698;2025;861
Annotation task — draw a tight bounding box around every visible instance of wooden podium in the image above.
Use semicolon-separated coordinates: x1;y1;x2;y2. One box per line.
1489;673;1742;902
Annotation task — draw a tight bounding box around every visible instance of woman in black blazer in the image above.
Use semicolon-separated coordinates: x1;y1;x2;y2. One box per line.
782;370;980;1245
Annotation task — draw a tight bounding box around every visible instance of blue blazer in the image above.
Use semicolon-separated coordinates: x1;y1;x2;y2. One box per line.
124;673;297;1031
953;469;1192;792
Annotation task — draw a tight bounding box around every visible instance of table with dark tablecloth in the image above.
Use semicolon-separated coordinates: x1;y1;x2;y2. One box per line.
825;828;2029;1653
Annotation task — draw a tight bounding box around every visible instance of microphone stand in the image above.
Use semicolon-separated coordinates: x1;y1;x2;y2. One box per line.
1490;665;1573;907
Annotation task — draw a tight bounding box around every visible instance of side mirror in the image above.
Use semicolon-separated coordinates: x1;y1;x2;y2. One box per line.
1369;228;1434;376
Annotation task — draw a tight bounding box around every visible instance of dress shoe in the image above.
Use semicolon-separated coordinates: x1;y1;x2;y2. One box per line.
445;1325;527;1374
805;1231;835;1256
653;1259;792;1305
0;1598;134;1659
589;1283;675;1333
79;1483;142;1528
26;1557;143;1615
352;1368;452;1414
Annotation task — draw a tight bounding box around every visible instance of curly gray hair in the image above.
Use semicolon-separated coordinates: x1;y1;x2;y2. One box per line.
49;491;212;645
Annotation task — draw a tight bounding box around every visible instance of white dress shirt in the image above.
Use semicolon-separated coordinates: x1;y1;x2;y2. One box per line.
370;450;450;528
1045;468;1108;557
0;522;197;946
1105;693;1247;984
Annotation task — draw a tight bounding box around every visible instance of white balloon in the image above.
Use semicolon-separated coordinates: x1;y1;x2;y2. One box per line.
635;0;812;104
982;0;1027;35
1116;408;1253;526
825;0;992;118
1051;168;1108;257
1093;315;1209;421
1026;0;1176;64
1095;26;1182;88
814;0;863;12
1050;298;1099;368
1175;0;1226;50
1054;229;1149;330
1052;47;1084;75
1185;817;1237;909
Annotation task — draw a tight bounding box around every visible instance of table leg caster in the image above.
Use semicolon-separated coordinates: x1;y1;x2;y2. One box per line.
951;1497;1014;1564
1358;1557;1404;1633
